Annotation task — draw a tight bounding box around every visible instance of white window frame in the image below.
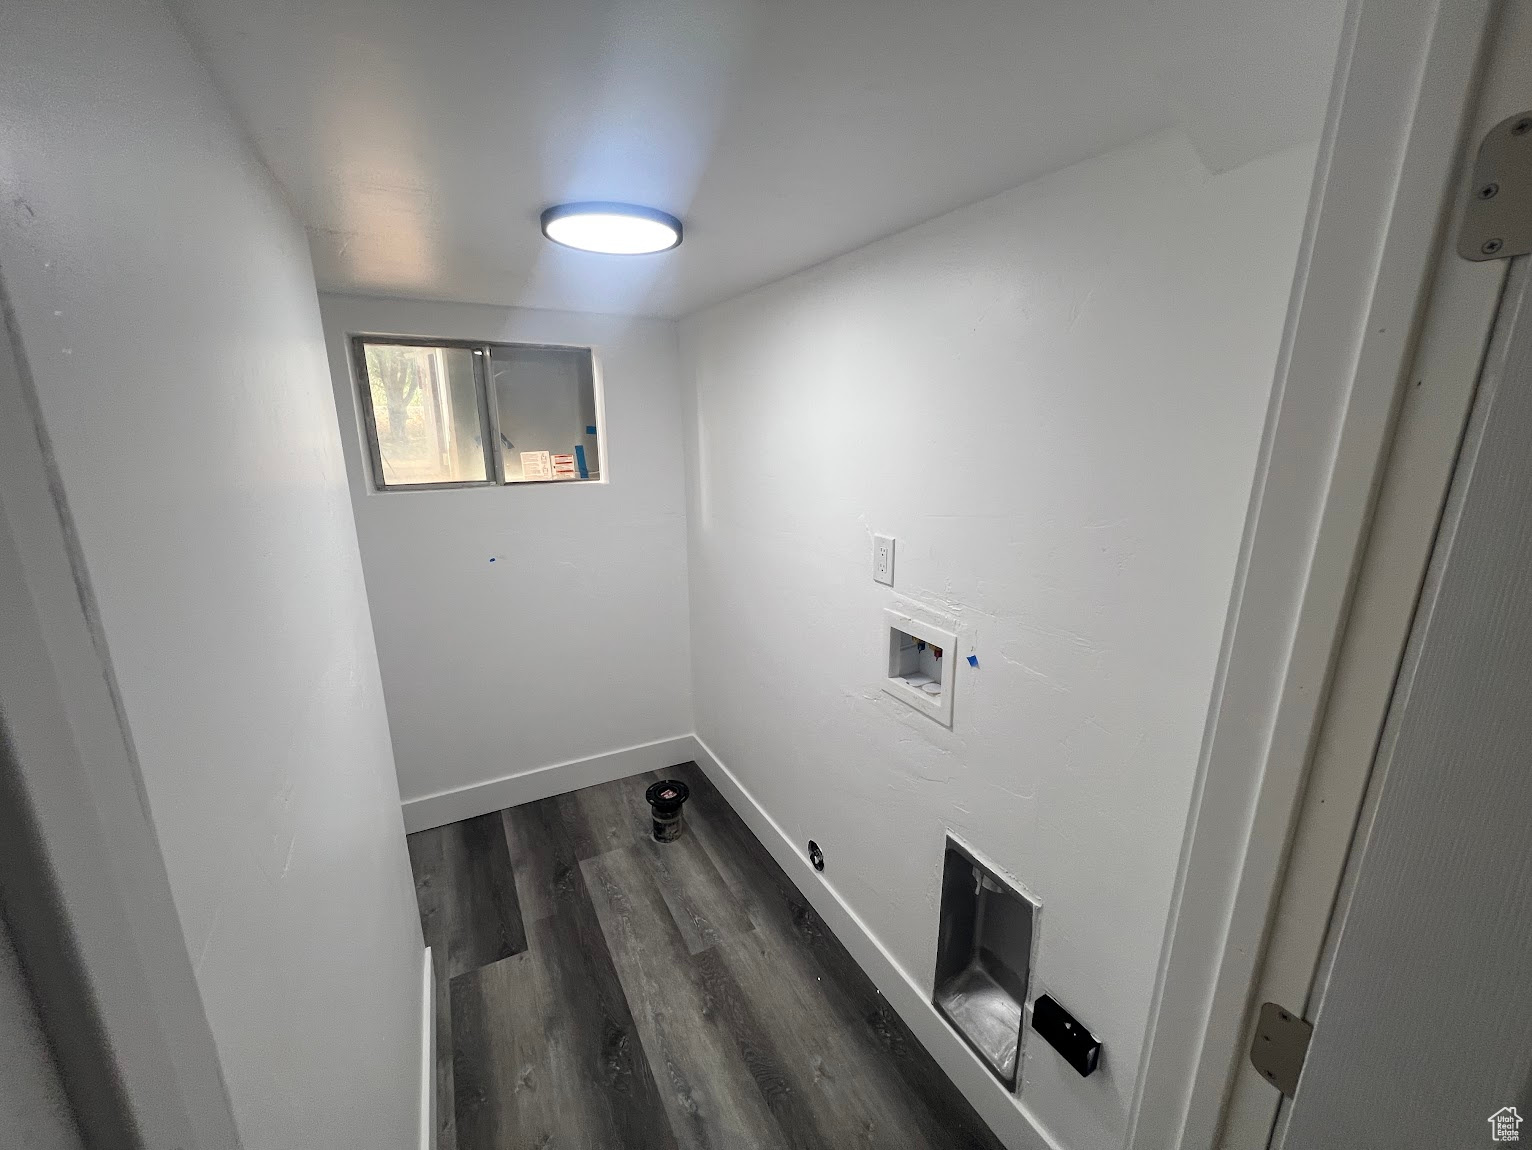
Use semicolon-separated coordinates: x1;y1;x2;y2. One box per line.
350;335;603;492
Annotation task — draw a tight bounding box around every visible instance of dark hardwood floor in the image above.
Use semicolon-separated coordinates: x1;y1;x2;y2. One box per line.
407;762;1006;1150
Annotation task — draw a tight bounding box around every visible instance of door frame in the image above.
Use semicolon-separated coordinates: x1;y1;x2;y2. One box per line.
1279;251;1532;1147
1127;1;1509;1146
1220;5;1532;1143
0;273;242;1148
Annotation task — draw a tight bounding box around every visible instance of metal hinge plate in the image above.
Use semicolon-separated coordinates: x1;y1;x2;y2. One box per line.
1459;111;1532;261
1249;1001;1313;1098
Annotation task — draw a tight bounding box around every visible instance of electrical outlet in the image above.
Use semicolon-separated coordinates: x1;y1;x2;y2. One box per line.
873;534;895;586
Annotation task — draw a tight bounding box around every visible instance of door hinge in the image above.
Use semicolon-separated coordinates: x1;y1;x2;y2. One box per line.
1249;1001;1313;1098
1459;111;1532;262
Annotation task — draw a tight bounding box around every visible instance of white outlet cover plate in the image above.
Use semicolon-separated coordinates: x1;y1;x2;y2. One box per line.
883;606;957;726
873;534;895;586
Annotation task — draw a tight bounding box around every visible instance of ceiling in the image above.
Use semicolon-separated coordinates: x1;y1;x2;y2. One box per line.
171;0;1345;318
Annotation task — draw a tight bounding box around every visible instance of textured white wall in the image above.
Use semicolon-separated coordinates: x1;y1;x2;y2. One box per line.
679;131;1315;1149
320;295;693;807
0;3;425;1148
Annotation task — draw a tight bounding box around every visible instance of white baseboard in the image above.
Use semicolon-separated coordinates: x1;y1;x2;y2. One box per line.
401;735;698;833
688;734;1062;1150
419;945;435;1150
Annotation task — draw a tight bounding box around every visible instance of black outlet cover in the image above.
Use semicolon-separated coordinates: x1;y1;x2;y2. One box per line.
1031;994;1100;1077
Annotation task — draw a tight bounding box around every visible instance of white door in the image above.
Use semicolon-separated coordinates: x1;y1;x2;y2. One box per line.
1279;259;1532;1149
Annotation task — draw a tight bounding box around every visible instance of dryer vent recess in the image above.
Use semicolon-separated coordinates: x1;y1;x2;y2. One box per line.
933;838;1039;1091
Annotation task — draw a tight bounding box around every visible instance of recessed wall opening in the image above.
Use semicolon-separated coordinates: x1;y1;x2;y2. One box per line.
882;609;958;726
934;837;1039;1092
891;629;944;696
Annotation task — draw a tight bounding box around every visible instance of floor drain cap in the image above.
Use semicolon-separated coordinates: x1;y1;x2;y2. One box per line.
645;780;690;814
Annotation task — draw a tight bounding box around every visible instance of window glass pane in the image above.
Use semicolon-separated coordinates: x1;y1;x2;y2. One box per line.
489;345;599;483
362;343;487;486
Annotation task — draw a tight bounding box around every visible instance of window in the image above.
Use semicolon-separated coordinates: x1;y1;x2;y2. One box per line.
353;337;601;490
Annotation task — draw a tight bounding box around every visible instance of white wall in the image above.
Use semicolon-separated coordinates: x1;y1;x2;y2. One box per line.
679;130;1315;1149
320;295;693;816
0;3;425;1148
0;918;82;1150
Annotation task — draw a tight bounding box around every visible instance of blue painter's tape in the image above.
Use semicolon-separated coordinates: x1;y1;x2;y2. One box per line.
967;654;979;667
585;425;598;435
574;444;589;479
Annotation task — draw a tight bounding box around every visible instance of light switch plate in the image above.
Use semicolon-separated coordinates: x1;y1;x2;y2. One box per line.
873;535;895;586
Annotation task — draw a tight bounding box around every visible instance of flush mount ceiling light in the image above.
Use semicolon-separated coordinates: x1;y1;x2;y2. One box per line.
540;202;683;255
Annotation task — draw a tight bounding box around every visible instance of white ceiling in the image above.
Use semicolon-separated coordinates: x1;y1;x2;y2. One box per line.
171;0;1344;318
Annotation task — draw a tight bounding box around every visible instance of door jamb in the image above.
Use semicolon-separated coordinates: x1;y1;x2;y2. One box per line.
1220;4;1532;1143
0;272;242;1149
1126;1;1504;1146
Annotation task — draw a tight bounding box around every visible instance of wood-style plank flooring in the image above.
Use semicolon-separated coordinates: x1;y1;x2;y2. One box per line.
407;762;1006;1150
